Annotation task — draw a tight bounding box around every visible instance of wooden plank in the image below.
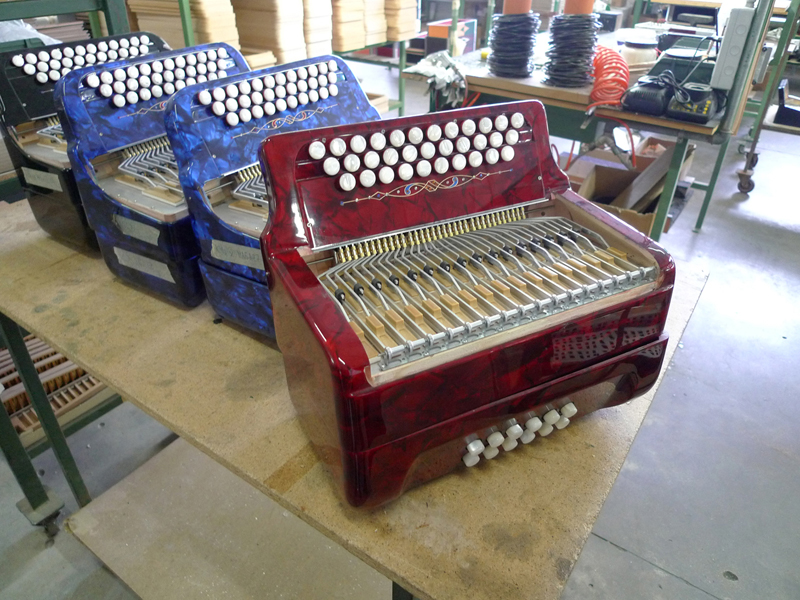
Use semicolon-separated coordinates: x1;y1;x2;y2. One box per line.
0;199;706;600
611;146;675;209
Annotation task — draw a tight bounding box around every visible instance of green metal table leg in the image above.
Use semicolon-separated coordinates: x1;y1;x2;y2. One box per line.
398;41;406;117
0;388;47;508
101;0;130;35
632;0;644;25
178;0;195;47
0;313;91;508
88;11;104;38
693;135;730;232
392;582;417;600
650;135;689;243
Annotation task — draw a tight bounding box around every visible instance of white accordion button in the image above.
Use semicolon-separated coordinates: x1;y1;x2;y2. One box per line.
139;88;152;102
505;130;519;146
370;132;386;151
86;73;100;88
483;446;500;460
112;94;125;107
207;49;217;61
426;124;442;142
468;151;483;168
263;88;275;102
24;53;36;64
327;72;337;85
555;417;570;430
461;118;476;136
48;70;59;81
525;416;542;432
239;108;252;123
138;75;151;88
319;87;329;100
359;170;376;187
152;85;164;98
538;423;554;437
501;146;515;162
420;142;435;159
485;148;499;165
126;65;139;78
318;74;328;87
363;151;380;169
175;55;186;69
506;424;524;440
309;141;326;160
238;80;251;95
479;117;493;134
112;81;126;94
487;431;504;448
343;154;360;173
318;62;328;74
502;437;518;452
226;84;238;97
275;98;287;112
225;98;238;112
407;127;423;145
433;156;448;174
113;68;125;81
489;132;503;148
298;91;309;105
495;115;509;131
127;79;139;91
251;104;264;119
309;90;319;102
444;122;459;139
561;403;578;418
389;129;405;147
109;39;119;50
382;147;399;166
402;145;417;162
350;135;367;154
275;72;286;85
452;154;466;171
274;85;286;98
467;440;486;455
251;77;263;91
544;409;560;425
416;160;431;177
264;102;276;115
23;64;35;76
308;64;318;77
251;91;264;105
164;82;176;95
37;50;49;61
218;47;229;58
511;112;525;128
329;138;347;157
263;74;275;88
328;59;338;71
378;166;394;184
11;55;24;67
35;72;48;84
398;163;413;181
308;77;318;89
297;66;308;79
225;112;239;126
286;69;297;83
339;173;356;191
438;139;453;157
520;430;536;444
323;157;340;176
463;453;480;468
286;82;297;96
287;96;298;109
456;137;470;154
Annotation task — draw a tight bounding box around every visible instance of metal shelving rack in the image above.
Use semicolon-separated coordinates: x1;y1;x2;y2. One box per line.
335;40;409;116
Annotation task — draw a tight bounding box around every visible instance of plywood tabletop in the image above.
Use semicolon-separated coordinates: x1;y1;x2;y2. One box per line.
0;200;706;600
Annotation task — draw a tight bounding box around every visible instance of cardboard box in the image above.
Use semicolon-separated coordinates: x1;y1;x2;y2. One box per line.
578;166;656;236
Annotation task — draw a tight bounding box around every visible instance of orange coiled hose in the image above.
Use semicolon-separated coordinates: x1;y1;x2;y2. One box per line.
589;46;630;110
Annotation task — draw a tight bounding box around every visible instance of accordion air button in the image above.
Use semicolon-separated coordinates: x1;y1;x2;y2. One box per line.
382;147;399;166
467;439;485;455
407;126;424;144
544;410;560;425
506;424;524;440
23;64;35;75
112;94;125;107
86;73;100;88
463;453;480;467
520;430;536;444
350;135;367;154
561;402;578;418
485;148;499;165
461;118;476;135
538;423;554;437
478;116;493;134
525;416;543;432
416;160;431;177
555;417;570;430
339;173;356;191
359;170;376;187
501;146;515;162
495;114;509;131
444;122;459;139
11;55;24;67
502;437;518;452
323;157;340;176
511;112;525;128
35;72;48;84
398;163;413;181
483;446;500;460
370;132;386;151
378;166;394;184
468;151;483;168
364;150;380;169
308;141;326;160
426;123;442;142
487;431;504;448
225;112;239;126
505;130;519;146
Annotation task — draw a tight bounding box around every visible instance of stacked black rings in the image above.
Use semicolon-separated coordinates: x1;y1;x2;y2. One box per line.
488;12;541;78
544;13;600;87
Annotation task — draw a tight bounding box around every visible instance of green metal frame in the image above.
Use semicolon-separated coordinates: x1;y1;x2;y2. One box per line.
178;0;195;47
0;312;91;509
0;0;129;34
335;41;408;116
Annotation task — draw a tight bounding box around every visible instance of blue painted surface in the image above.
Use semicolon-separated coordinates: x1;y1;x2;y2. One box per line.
199;260;275;337
164;56;380;329
55;43;250;306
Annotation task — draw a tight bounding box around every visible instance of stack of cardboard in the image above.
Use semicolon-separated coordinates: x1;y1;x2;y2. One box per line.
364;0;387;46
244;50;278;68
232;0;306;63
332;0;366;52
128;0;241;49
304;0;334;56
385;0;418;41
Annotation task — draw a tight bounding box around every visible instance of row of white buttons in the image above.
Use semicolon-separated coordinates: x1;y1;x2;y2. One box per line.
462;402;578;467
198;71;337;107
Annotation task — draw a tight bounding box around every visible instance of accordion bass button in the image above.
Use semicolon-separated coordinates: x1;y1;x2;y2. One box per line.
463;453;480;467
467;440;485;455
555;417;570;430
483;446;500;460
487;431;504;448
544;409;560;425
538;423;554;437
561;402;578;418
520;430;536;444
502;437;518;452
506;424;524;440
525;416;543;432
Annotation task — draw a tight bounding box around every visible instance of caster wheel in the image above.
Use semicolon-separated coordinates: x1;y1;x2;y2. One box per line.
738;178;755;194
738;143;747;155
749;153;759;168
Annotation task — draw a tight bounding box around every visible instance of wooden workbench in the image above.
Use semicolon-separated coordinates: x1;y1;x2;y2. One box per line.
0;199;706;600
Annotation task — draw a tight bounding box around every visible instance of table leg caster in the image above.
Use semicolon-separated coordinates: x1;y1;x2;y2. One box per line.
745;153;759;169
736;169;755;194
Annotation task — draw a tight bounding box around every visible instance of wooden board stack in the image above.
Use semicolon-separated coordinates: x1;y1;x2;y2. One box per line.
232;0;307;63
365;0;387;45
385;0;418;41
304;0;334;57
128;0;241;49
243;50;278;69
332;0;366;52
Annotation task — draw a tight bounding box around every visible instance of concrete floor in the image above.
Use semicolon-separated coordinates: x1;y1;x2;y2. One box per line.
2;64;799;599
